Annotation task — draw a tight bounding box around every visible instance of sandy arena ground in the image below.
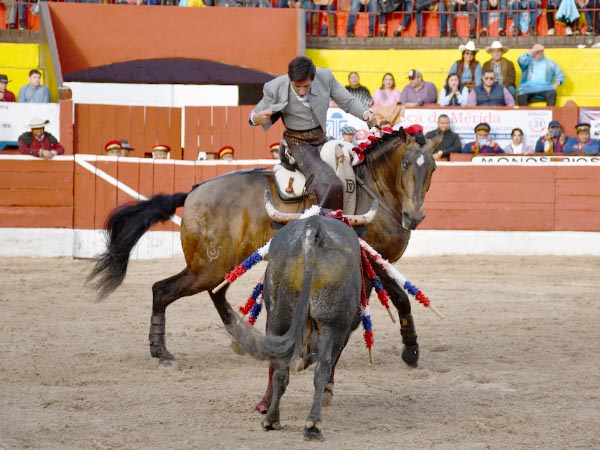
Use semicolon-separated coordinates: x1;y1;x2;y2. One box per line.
1;255;599;450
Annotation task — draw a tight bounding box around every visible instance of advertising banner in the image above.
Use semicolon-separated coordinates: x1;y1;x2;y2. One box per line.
578;108;600;139
327;107;553;150
0;103;60;147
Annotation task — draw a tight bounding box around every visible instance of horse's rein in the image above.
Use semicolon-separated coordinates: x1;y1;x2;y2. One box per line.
355;175;405;226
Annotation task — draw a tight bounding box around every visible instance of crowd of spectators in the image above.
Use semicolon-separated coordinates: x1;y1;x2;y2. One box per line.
5;0;600;37
346;40;564;108
0;69;50;103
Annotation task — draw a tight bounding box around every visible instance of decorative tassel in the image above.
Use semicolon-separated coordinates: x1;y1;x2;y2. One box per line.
360;249;395;323
359;238;443;319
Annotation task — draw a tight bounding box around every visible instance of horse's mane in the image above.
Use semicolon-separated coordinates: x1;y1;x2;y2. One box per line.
354;128;407;179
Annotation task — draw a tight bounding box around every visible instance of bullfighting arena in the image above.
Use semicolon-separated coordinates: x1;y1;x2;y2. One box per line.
1;254;599;450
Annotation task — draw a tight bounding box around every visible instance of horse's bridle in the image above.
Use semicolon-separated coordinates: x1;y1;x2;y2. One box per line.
355;175;405;226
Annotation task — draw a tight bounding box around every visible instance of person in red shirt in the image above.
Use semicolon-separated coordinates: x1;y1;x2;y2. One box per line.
0;74;16;102
18;118;65;159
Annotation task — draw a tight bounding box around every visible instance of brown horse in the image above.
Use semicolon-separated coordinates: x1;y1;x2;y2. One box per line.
88;129;436;368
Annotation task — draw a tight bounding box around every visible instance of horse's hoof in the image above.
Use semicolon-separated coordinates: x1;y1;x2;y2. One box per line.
303;421;323;441
261;419;281;431
255;400;270;414
402;343;419;367
149;344;165;358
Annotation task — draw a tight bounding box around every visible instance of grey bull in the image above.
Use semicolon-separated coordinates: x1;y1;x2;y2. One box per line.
226;214;363;441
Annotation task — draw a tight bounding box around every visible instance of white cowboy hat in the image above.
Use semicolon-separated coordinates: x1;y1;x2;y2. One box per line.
27;117;50;128
485;40;509;54
458;40;479;53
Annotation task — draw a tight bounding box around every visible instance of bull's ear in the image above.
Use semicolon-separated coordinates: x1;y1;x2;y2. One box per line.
270;221;285;230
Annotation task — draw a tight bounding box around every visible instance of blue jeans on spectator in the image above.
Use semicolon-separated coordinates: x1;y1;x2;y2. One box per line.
308;3;335;36
510;0;537;34
480;0;507;32
581;0;600;33
449;2;478;36
347;0;378;35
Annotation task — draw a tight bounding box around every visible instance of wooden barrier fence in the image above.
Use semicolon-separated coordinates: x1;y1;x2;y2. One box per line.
65;102;580;161
1;156;599;233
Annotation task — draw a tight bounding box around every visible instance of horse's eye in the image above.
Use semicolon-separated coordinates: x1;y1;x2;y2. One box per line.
402;161;409;170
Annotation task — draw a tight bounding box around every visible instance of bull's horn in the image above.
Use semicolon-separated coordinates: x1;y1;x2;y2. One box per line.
344;200;378;226
264;191;302;223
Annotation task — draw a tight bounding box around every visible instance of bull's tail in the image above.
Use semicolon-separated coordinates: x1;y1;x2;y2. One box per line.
86;192;189;300
226;223;318;364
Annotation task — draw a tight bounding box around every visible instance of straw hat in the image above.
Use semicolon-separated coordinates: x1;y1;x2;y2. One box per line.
485;41;509;54
27;117;49;129
459;41;479;53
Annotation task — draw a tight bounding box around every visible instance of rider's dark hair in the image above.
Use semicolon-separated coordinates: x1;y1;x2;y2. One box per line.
288;57;316;82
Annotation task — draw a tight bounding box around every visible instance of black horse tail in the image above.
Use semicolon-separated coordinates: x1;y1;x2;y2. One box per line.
225;223;317;364
87;192;189;300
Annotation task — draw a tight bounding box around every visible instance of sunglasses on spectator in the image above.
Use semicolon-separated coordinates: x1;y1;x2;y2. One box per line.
483;76;495;80
464;51;474;55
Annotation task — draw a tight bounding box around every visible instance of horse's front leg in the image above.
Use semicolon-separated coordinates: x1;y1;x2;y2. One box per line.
376;267;420;366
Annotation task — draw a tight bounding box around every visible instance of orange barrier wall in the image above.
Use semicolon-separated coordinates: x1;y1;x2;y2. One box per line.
184;106;285;160
1;158;599;233
0;160;74;228
422;165;600;232
73;104;183;158
47;3;302;79
70;103;581;160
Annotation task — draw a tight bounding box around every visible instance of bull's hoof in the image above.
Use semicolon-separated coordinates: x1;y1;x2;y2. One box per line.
255;399;270;414
303;421;323;441
402;343;419;367
230;339;246;356
261;419;281;431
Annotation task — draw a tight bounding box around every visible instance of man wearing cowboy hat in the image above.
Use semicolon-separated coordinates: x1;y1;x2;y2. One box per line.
0;74;16;102
517;44;565;107
18;118;65;159
482;41;516;100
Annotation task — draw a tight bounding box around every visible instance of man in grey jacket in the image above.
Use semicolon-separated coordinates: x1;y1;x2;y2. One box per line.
249;56;376;211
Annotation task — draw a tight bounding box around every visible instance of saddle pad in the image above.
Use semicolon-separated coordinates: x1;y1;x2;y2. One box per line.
273;164;306;201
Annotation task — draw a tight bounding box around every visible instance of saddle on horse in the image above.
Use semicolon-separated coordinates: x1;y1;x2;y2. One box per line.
273;139;358;214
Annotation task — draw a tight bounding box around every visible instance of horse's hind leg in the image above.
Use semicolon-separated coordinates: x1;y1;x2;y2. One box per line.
376;267;420;366
150;267;204;360
262;363;289;431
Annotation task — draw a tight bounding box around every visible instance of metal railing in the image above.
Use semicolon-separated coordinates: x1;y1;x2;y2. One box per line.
1;1;599;37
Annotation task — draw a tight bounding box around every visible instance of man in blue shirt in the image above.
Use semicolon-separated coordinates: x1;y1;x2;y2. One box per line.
517;43;565;106
18;69;50;103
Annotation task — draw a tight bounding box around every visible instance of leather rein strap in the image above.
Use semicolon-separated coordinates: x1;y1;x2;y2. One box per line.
355;175;405;226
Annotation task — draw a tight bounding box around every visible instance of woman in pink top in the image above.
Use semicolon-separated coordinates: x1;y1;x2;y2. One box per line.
372;73;401;107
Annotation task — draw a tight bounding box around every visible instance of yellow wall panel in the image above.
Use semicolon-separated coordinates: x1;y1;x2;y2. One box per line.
308;47;600;107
